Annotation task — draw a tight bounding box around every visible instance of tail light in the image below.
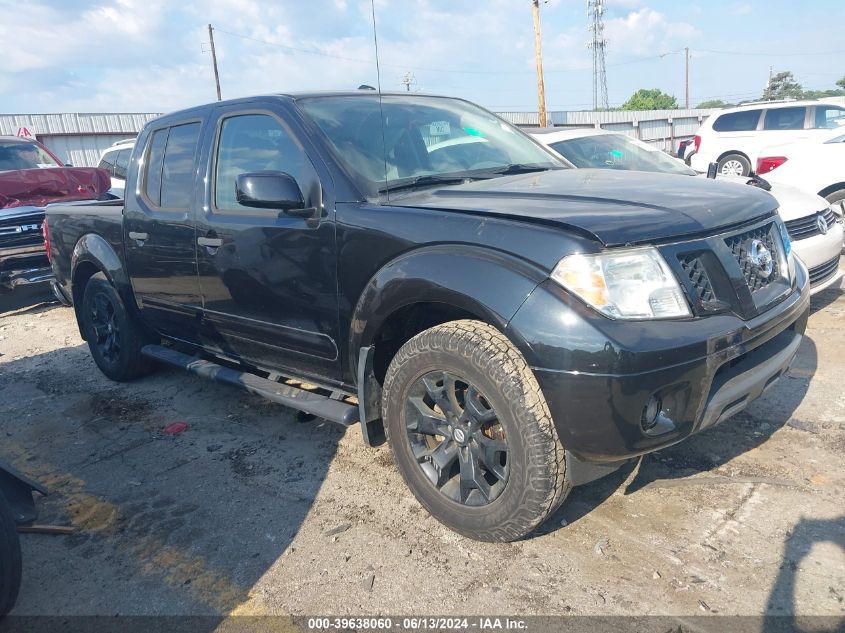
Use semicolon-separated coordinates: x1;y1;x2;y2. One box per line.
42;219;51;262
756;156;788;174
694;135;701;153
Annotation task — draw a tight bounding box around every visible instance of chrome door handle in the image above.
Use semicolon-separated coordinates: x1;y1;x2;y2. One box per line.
128;231;149;244
197;237;223;248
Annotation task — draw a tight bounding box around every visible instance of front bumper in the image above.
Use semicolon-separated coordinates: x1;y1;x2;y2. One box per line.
507;262;810;469
1;242;52;290
790;221;843;294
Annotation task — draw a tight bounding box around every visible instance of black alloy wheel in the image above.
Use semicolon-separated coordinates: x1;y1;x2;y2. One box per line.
89;290;121;363
405;370;509;506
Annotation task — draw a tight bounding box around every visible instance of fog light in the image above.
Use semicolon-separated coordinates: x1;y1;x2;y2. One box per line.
641;396;661;432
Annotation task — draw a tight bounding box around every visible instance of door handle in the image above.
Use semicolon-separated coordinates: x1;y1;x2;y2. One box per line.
197;236;223;248
128;231;149;244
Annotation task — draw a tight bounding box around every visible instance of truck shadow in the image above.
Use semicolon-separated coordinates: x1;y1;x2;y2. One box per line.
763;514;845;633
0;342;343;620
0;283;56;318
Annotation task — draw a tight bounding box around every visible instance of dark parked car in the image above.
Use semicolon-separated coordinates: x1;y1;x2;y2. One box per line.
46;93;810;541
0;136;110;292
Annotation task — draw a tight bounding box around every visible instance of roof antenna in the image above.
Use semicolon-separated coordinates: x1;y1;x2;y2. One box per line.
370;0;390;201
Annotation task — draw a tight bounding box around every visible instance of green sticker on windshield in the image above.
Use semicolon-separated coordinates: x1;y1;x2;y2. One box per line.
463;127;484;137
609;149;623;158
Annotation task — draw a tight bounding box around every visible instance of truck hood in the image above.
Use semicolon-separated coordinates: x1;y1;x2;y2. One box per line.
388;169;778;246
0;167;111;210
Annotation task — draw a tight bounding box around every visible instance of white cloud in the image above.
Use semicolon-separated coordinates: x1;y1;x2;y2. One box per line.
605;8;700;57
732;3;753;16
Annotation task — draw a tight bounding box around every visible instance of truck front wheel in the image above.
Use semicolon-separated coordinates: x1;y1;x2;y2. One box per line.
382;320;570;542
80;272;155;382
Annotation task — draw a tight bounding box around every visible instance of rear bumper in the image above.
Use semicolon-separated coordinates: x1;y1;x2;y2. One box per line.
507;263;810;469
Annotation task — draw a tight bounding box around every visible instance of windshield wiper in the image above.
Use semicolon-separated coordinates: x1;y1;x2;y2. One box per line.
378;174;475;194
483;163;556;176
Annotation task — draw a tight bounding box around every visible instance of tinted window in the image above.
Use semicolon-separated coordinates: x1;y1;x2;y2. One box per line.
113;149;130;180
712;110;762;132
763;107;806;131
815;106;845;129
159;123;201;208
97;151;116;175
144;129;168;206
214;114;310;212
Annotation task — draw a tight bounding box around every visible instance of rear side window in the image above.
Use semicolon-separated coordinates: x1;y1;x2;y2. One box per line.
815;106;845;129
143;130;168;206
712;110;762;132
98;151;116;175
763;107;806;131
143;123;201;208
113;149;130;180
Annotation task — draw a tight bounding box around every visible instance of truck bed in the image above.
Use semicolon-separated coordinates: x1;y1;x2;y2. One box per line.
46;199;124;300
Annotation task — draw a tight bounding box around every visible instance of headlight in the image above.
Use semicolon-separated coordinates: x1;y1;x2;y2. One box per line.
551;247;691;319
773;216;795;283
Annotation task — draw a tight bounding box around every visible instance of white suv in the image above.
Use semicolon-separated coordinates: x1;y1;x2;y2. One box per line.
97;138;135;196
690;100;845;177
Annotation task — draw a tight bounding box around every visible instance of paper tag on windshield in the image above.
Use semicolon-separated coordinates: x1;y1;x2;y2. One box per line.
429;121;450;136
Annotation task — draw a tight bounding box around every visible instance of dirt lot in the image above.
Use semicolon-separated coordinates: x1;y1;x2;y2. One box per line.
0;275;843;626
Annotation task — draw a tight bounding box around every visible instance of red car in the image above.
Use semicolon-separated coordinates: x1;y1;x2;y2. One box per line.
0;136;110;292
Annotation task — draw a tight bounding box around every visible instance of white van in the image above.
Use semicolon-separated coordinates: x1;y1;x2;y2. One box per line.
97;139;135;196
690;100;845;176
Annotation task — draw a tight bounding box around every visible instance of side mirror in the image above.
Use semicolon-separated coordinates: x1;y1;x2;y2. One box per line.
235;171;305;211
706;162;718;179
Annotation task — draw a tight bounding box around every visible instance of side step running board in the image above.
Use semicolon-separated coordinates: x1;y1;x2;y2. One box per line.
141;345;359;426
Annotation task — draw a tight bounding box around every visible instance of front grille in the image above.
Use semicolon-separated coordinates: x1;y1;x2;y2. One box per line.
0;211;45;251
808;256;841;287
678;254;715;303
784;208;838;241
724;223;781;294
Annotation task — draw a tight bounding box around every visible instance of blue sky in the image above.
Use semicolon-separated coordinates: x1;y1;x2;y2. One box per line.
0;0;843;113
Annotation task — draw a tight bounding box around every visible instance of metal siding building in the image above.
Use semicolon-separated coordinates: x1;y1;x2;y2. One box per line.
2;106;723;165
0;113;160;167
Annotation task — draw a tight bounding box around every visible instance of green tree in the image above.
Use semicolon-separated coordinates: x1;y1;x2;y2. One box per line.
763;71;803;100
621;88;678;110
696;99;728;109
837;76;845;90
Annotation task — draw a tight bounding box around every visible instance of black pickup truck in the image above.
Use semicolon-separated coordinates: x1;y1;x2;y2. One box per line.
46;93;810;542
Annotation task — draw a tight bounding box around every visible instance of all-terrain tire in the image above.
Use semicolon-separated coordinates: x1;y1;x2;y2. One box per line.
382;319;570;542
0;491;21;618
80;272;155;382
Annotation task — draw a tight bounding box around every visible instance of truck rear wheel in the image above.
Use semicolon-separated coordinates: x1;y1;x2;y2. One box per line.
382;320;570;542
0;490;21;617
80;272;155;382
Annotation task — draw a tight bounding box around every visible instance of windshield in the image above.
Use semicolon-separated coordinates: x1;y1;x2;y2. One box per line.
297;95;564;197
549;133;695;176
0;140;61;171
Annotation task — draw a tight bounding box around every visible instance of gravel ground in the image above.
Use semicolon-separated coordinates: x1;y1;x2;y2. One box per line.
0;274;843;626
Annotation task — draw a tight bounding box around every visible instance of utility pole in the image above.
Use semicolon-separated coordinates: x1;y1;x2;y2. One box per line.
400;71;416;92
208;23;222;101
684;47;689;109
531;0;548;127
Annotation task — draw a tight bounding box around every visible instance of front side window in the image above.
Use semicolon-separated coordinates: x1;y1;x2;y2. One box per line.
763;107;806;131
712;110;762;132
550;134;695;176
297;95;563;197
815;106;845;129
0;140;61;171
214;114;312;212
